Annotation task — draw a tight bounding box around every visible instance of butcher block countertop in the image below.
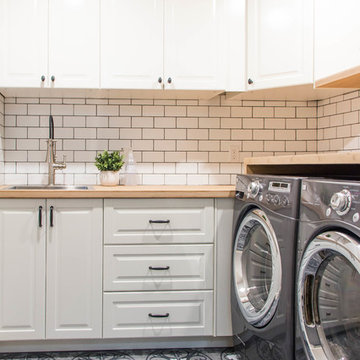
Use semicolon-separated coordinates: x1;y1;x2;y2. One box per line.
244;151;360;177
0;185;236;199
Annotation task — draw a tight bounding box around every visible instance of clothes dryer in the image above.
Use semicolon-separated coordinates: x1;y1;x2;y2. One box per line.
296;178;360;360
232;174;302;359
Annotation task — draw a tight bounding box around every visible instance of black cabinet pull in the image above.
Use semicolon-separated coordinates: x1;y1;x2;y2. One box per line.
51;75;55;82
158;77;162;83
248;78;254;85
148;313;169;318
50;206;54;227
167;77;172;84
41;75;45;82
149;266;170;271
149;219;170;224
38;206;43;227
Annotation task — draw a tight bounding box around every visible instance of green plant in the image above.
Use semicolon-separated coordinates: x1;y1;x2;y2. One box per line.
95;150;124;172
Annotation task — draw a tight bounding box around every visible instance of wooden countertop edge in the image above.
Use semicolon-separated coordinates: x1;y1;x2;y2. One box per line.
244;152;360;167
315;65;360;89
0;185;236;198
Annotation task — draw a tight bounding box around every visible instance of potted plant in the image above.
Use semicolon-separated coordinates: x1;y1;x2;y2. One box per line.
95;150;124;186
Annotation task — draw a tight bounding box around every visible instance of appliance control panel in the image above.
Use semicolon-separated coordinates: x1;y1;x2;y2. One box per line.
236;175;301;219
301;179;360;224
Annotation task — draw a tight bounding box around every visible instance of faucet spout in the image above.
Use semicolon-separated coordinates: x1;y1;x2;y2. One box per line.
46;139;66;186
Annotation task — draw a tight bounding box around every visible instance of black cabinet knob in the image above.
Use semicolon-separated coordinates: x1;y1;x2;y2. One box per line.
167;77;172;84
248;78;254;85
41;75;45;82
158;77;162;83
51;75;55;82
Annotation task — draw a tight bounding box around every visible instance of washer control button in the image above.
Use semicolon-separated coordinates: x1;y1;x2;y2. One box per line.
281;196;289;206
273;195;280;206
259;195;263;202
326;208;332;217
266;194;272;203
353;212;359;223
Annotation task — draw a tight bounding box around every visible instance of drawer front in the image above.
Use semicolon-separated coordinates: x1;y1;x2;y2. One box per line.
103;291;213;338
104;199;214;244
104;244;214;291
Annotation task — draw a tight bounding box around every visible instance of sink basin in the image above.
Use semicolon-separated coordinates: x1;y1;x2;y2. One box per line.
5;185;92;190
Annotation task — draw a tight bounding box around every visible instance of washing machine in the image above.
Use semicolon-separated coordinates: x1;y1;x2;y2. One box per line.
232;174;302;360
295;178;360;360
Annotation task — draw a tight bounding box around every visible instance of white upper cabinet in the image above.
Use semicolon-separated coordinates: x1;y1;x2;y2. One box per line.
49;0;100;88
0;199;46;341
0;0;48;87
164;0;226;90
314;0;360;87
246;0;313;90
101;0;226;90
0;0;99;88
101;0;163;89
46;199;102;339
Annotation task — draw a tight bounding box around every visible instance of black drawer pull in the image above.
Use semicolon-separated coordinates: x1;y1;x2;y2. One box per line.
38;206;43;227
149;266;170;271
148;313;169;318
50;206;54;227
149;219;170;224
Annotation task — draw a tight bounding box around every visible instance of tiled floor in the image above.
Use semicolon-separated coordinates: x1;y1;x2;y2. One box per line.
0;348;247;360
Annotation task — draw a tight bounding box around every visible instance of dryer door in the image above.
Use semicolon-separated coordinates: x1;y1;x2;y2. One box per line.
298;231;360;360
233;208;282;328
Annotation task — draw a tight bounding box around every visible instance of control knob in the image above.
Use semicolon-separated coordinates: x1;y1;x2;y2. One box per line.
273;195;280;206
247;181;261;198
330;189;352;215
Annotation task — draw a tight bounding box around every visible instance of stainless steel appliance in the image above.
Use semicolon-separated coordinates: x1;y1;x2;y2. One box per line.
295;178;360;359
232;174;302;359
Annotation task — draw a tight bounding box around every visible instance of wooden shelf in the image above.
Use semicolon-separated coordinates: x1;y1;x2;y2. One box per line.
244;152;360;178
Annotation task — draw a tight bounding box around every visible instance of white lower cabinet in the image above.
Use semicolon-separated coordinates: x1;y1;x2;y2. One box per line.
103;198;215;338
0;199;46;340
0;199;103;341
46;199;103;339
103;291;213;338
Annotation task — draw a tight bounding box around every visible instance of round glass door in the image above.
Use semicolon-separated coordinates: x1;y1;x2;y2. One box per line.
298;231;360;360
233;208;282;328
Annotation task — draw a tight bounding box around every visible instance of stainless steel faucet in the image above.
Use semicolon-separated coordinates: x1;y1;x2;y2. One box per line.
46;115;66;186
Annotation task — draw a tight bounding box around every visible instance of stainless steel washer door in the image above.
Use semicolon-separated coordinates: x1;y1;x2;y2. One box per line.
233;208;282;328
298;231;360;360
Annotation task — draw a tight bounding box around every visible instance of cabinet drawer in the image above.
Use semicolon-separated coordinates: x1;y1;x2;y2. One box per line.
103;291;213;338
104;244;213;291
104;199;214;244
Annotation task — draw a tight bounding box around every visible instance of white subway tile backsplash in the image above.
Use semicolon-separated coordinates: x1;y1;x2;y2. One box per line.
2;90;358;185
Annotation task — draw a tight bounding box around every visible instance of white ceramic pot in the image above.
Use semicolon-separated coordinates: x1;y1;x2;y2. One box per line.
99;171;120;186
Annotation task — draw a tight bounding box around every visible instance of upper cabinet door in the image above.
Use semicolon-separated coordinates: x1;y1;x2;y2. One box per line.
164;0;226;90
0;0;48;87
49;0;100;88
247;0;313;90
101;0;164;89
0;199;46;340
46;199;102;339
314;0;360;87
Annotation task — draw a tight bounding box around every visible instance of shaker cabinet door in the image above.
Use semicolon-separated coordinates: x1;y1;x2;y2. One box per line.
0;199;46;340
49;0;100;88
46;199;103;339
0;0;48;87
164;0;226;90
101;0;164;89
247;0;313;90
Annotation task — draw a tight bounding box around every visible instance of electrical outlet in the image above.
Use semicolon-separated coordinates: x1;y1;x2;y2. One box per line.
229;145;240;162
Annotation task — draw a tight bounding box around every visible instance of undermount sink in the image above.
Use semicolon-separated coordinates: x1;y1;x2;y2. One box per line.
5;185;92;190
